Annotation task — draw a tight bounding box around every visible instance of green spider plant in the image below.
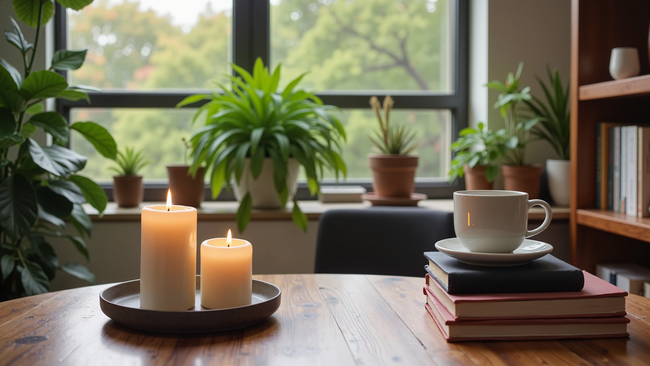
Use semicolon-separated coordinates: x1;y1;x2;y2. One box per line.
177;58;347;232
109;146;151;176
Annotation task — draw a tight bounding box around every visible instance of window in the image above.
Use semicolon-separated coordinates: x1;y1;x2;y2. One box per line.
56;0;468;201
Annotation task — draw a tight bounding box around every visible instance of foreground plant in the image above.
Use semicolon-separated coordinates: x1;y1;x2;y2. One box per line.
0;0;117;300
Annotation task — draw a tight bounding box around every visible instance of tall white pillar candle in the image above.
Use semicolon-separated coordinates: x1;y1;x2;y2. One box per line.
200;231;252;309
140;192;197;311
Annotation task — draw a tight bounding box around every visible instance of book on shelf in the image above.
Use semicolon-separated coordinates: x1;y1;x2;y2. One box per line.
645;282;650;299
424;271;627;321
638;127;650;217
597;263;650;296
424;288;630;342
613;126;621;212
624;126;638;216
423;251;584;295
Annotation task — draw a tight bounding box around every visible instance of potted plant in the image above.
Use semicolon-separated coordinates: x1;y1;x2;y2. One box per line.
486;62;542;198
178;58;347;232
525;66;570;206
1;0;117;300
166;138;205;208
368;95;420;198
449;122;506;190
110;146;151;208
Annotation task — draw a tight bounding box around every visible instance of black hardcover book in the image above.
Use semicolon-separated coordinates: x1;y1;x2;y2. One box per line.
424;252;585;295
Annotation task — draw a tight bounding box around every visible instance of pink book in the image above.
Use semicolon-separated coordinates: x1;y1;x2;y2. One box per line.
424;292;630;342
424;271;627;321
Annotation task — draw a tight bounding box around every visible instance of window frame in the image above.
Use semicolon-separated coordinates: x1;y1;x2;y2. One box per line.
55;0;469;202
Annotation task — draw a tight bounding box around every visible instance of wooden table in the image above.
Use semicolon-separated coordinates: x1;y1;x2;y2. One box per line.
1;274;649;365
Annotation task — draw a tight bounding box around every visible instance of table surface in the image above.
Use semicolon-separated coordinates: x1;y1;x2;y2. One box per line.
1;274;648;366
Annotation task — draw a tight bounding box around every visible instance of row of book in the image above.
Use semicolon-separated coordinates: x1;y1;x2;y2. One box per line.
423;252;628;342
597;263;650;298
596;123;650;216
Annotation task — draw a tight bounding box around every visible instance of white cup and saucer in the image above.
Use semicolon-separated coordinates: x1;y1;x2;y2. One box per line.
435;190;554;266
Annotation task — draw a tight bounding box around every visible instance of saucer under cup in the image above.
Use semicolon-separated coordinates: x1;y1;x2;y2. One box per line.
435;238;553;267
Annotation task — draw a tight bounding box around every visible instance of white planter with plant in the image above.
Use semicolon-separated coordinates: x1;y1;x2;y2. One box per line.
526;67;570;206
179;58;347;232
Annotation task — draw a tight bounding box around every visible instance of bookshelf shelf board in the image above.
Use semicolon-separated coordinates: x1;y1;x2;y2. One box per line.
579;75;650;101
576;209;650;242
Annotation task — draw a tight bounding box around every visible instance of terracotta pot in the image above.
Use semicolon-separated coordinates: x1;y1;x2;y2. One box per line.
166;165;205;208
113;175;144;208
368;154;418;197
232;158;300;209
500;164;543;199
463;165;494;190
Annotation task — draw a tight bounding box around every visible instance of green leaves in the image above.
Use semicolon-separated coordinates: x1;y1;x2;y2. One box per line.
28;138;87;176
20;260;50;295
20;70;68;100
51;50;87;71
28;112;69;142
5;17;33;57
236;193;252;233
70;122;117;160
0;174;38;241
13;0;55;28
68;174;108;214
1;255;16;280
61;262;95;284
291;199;307;232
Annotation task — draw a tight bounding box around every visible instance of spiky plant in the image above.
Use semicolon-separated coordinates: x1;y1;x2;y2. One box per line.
369;96;419;155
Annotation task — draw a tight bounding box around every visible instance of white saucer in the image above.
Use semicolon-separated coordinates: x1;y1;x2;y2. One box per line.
434;238;553;267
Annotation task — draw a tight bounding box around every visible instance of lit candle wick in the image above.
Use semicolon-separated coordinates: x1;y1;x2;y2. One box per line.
166;189;172;212
227;229;232;248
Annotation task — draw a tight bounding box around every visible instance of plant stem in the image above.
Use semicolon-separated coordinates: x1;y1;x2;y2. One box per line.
26;2;44;77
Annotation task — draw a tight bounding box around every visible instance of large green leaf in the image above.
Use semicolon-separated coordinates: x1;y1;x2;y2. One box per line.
29;235;58;280
0;108;22;149
20;70;68;100
69;203;92;237
57;89;89;102
13;0;55;28
19;260;49;296
28;112;69;142
0;59;22;88
68;174;107;214
61;262;95;284
35;184;74;218
47;179;86;204
0;61;18;92
28;139;87;176
37;203;65;228
236;192;252;233
51;50;87;71
291;200;308;232
0;174;38;242
0;89;26;112
68;236;88;261
1;254;15;280
70;122;117;160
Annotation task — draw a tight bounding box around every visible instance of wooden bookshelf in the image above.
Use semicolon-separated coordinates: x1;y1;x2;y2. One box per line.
570;0;650;273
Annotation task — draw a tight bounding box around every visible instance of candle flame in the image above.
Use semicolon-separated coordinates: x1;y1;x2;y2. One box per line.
227;229;232;247
166;189;172;211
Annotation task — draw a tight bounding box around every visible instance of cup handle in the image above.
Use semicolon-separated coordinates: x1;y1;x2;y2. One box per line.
525;199;553;238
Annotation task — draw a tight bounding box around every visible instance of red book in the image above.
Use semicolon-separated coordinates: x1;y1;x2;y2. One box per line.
424;291;630;342
424;271;627;321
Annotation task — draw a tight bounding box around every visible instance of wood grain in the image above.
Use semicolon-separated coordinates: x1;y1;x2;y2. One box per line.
579;75;650;101
0;275;649;365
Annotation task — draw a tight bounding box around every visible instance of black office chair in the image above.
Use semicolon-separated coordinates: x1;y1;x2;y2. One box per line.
315;207;455;277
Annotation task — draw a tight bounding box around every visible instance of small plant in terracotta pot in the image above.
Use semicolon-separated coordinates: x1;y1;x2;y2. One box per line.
486;62;543;198
449;122;506;190
368;96;420;197
110;146;151;208
166;138;205;208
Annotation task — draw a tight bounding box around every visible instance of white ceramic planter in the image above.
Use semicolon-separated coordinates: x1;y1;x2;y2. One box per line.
546;159;571;207
233;158;300;209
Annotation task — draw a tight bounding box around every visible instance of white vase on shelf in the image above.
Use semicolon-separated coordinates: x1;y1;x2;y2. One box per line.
546;159;570;207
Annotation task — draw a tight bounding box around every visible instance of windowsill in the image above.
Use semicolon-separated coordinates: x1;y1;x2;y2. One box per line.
84;200;570;221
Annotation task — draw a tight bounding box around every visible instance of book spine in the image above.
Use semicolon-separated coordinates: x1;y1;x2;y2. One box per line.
596;123;602;209
638;127;650;217
627;126;638;216
608;127;615;210
613;127;621;212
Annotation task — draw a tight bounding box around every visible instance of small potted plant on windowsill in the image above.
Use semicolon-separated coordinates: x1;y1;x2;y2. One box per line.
525;66;570;206
178;58;347;232
449;122;506;190
110;146;151;208
166;138;206;208
367;95;421;200
486;62;542;198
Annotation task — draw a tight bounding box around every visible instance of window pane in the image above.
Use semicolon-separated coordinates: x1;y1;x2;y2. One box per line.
67;0;232;89
270;0;452;92
333;109;451;180
70;108;199;182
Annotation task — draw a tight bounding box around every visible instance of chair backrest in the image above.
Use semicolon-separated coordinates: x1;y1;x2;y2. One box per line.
315;207;455;277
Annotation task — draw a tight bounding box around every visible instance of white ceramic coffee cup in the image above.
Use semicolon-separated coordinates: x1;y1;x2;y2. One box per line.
609;47;640;80
453;190;552;253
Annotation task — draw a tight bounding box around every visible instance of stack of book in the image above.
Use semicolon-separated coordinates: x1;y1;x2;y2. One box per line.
423;252;629;342
596;123;650;216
